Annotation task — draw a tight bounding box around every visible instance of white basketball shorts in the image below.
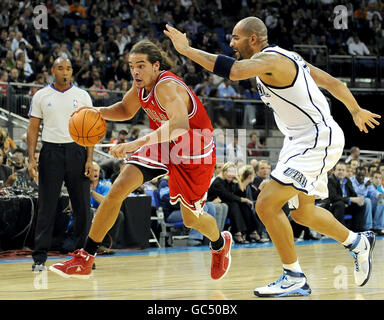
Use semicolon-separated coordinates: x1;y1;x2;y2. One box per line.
271;118;345;200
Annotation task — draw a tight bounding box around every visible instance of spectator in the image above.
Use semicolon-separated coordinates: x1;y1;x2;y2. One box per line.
127;127;140;142
106;79;120;104
5;50;15;71
56;0;70;16
0;70;8;96
109;129;128;147
184;14;199;37
351;166;384;234
90;162;124;251
247;132;262;157
346;163;354;178
369;170;384;235
375;170;384;195
226;135;246;163
69;1;87;18
78;24;90;43
11;31;32;53
184;64;204;89
327;161;366;230
345;146;361;164
158;175;218;246
349;159;360;176
379;162;384;177
209;163;228;232
115;33;129;56
66;24;80;43
208;162;255;244
115;62;131;82
235;164;264;242
119;79;129;92
250;159;271;241
258;136;270;157
71;40;82;58
0;127;15;157
252;160;271;186
89;77;109;101
0;147;16;187
218;78;241;111
249;158;258;173
15;59;27;83
29;73;45;96
15;41;32;63
33;52;46;75
16;50;33;80
348;36;370;56
90;25;103;43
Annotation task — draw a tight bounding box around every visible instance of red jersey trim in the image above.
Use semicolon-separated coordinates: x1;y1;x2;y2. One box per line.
140;71;166;102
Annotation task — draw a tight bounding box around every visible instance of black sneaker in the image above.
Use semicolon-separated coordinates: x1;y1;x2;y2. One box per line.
32;262;46;272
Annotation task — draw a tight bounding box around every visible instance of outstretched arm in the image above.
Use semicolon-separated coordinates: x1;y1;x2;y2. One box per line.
109;80;190;158
307;62;381;133
164;24;277;81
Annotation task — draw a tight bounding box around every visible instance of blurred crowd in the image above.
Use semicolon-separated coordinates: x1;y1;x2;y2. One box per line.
0;0;383;123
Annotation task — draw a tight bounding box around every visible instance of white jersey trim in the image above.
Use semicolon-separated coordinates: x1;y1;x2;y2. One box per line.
154;76;197;119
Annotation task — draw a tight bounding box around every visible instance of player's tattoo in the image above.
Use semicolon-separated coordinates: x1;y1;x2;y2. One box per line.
197;50;217;62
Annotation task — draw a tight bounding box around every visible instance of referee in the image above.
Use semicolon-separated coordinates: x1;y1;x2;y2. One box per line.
27;57;94;271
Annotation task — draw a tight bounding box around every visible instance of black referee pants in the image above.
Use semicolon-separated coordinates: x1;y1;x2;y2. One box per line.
32;142;91;263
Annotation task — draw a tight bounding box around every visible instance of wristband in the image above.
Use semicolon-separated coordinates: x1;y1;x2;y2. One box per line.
213;54;236;79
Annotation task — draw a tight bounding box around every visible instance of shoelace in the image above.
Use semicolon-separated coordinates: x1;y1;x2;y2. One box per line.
268;273;287;287
349;251;360;272
69;249;88;260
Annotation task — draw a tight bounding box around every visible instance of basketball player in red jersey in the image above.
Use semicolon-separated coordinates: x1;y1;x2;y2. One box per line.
49;40;232;280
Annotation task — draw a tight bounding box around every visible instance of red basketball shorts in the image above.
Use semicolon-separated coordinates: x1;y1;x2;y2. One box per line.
125;141;216;216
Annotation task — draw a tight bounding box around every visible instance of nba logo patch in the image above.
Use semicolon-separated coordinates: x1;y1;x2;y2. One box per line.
73;99;79;109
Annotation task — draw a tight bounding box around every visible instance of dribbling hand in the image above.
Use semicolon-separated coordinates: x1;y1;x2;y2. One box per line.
71;106;98;117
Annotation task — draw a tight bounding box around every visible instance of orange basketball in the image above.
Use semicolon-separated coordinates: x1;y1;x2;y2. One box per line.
69;108;107;147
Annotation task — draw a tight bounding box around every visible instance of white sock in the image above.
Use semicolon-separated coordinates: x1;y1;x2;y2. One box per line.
342;231;358;247
283;260;303;274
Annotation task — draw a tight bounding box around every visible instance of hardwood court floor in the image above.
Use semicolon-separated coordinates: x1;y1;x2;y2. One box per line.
0;237;383;300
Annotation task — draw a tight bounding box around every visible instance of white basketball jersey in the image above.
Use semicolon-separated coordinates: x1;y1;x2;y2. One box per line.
255;45;332;137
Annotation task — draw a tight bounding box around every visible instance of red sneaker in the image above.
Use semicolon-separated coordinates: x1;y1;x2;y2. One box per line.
49;249;95;279
210;231;232;280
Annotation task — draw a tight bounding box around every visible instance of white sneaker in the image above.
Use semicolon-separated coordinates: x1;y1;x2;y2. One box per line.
254;269;311;297
345;231;376;286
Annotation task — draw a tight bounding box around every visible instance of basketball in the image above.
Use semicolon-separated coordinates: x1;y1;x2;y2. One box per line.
69;108;106;147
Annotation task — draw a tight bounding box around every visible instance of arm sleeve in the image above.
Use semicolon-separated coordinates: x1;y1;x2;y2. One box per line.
84;91;93;107
28;93;43;119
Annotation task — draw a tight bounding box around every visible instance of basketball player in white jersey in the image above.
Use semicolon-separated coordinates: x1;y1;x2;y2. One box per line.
165;17;381;297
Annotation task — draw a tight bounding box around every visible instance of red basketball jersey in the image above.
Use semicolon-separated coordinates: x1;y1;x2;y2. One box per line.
137;71;214;159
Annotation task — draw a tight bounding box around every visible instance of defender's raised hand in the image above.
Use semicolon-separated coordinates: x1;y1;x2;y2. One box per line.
163;24;190;56
352;108;381;133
